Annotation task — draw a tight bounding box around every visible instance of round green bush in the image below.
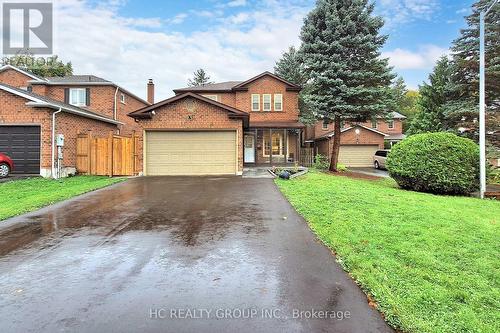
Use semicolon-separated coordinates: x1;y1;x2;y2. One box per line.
386;132;479;195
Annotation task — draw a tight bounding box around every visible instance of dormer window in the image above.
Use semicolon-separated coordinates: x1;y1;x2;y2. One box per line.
69;88;87;106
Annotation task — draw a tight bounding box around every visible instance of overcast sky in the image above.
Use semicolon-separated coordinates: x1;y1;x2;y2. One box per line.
2;0;475;100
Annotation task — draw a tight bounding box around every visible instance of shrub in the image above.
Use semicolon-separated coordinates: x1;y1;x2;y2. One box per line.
386;132;479;194
336;163;348;172
313;154;330;170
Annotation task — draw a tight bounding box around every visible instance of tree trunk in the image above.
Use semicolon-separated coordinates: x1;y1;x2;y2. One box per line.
329;117;342;172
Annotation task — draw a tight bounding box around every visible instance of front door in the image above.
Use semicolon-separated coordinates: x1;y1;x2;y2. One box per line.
244;134;255;163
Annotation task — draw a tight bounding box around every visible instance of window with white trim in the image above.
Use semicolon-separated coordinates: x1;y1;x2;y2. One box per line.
387;120;394;129
120;93;126;104
251;94;260;111
322;119;329;130
202;94;219;102
69;88;87;106
371;120;377;129
274;94;283;111
263;94;271;111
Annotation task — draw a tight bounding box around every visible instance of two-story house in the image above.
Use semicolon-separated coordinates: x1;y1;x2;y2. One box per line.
128;72;304;176
0;65;150;176
305;113;406;167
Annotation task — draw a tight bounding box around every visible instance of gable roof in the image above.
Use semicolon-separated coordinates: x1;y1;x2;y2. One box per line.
128;92;249;126
0;65;46;82
172;72;301;94
0;83;121;125
232;71;301;91
173;81;242;93
316;124;388;140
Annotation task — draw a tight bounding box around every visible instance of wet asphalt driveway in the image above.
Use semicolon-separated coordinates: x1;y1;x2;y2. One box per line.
0;177;393;333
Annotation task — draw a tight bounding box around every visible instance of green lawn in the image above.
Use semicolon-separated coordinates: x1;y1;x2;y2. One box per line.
276;172;500;333
0;176;125;221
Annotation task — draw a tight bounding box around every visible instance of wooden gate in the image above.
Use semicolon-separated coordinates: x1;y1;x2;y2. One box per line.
299;148;314;167
76;131;138;176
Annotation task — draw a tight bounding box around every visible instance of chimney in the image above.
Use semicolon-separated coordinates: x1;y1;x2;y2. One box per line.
147;79;154;104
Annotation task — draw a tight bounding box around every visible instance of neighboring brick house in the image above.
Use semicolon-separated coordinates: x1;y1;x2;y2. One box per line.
305;113;407;167
129;72;304;176
0;65;149;177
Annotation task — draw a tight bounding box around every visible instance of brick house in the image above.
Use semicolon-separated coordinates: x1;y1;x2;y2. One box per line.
305;113;406;167
129;72;304;176
0;65;149;177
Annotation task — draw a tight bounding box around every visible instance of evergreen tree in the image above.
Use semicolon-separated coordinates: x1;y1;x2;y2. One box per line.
408;57;452;134
274;46;315;124
452;0;500;109
188;68;214;87
6;52;72;77
300;0;395;171
274;46;307;86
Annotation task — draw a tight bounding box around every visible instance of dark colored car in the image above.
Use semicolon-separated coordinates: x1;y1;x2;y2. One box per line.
0;153;14;177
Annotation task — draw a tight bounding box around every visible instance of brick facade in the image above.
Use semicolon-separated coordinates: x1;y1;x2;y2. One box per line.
316;126;385;157
134;97;244;173
0;68;34;88
35;85;146;136
310;118;403;141
0;91;117;175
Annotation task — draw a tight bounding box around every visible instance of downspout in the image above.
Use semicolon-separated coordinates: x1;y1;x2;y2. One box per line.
113;86;119;120
51;107;63;179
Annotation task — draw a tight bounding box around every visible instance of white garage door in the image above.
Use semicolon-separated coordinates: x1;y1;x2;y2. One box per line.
145;131;237;175
339;145;379;167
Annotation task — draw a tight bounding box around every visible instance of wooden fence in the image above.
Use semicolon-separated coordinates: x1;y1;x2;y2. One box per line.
76;131;139;176
300;147;314;167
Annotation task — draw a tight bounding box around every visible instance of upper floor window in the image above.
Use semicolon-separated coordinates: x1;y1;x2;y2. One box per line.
263;94;272;111
371;120;378;129
322;120;329;130
202;94;219;102
340;120;346;128
251;94;260;111
69;88;87;106
274;94;283;111
387;120;394;129
120;93;126;104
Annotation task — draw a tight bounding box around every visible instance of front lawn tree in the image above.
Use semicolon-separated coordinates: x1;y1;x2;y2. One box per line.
300;0;395;171
274;46;315;124
188;68;214;87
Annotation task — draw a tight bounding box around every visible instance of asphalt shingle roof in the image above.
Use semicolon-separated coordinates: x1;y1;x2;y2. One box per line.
45;75;111;83
174;81;243;92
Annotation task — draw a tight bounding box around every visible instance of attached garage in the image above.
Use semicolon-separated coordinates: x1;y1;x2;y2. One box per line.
145;131;237;176
0;125;40;174
339;145;379;167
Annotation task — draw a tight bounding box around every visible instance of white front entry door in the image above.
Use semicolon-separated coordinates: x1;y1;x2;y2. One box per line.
244;135;255;163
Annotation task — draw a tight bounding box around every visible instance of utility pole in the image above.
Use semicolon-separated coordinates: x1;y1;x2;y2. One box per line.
479;0;498;198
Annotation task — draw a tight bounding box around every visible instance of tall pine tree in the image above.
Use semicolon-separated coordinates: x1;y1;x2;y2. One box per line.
274;46;315;124
407;57;456;135
300;0;395;171
188;68;214;87
452;0;500;109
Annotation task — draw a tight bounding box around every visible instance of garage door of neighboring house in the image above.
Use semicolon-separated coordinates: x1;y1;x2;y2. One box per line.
339;145;379;167
145;131;237;176
0;125;41;174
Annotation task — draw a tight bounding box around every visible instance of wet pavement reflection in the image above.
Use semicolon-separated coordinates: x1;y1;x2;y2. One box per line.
0;177;393;333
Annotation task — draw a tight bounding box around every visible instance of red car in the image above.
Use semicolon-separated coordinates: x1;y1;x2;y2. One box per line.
0;153;14;177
